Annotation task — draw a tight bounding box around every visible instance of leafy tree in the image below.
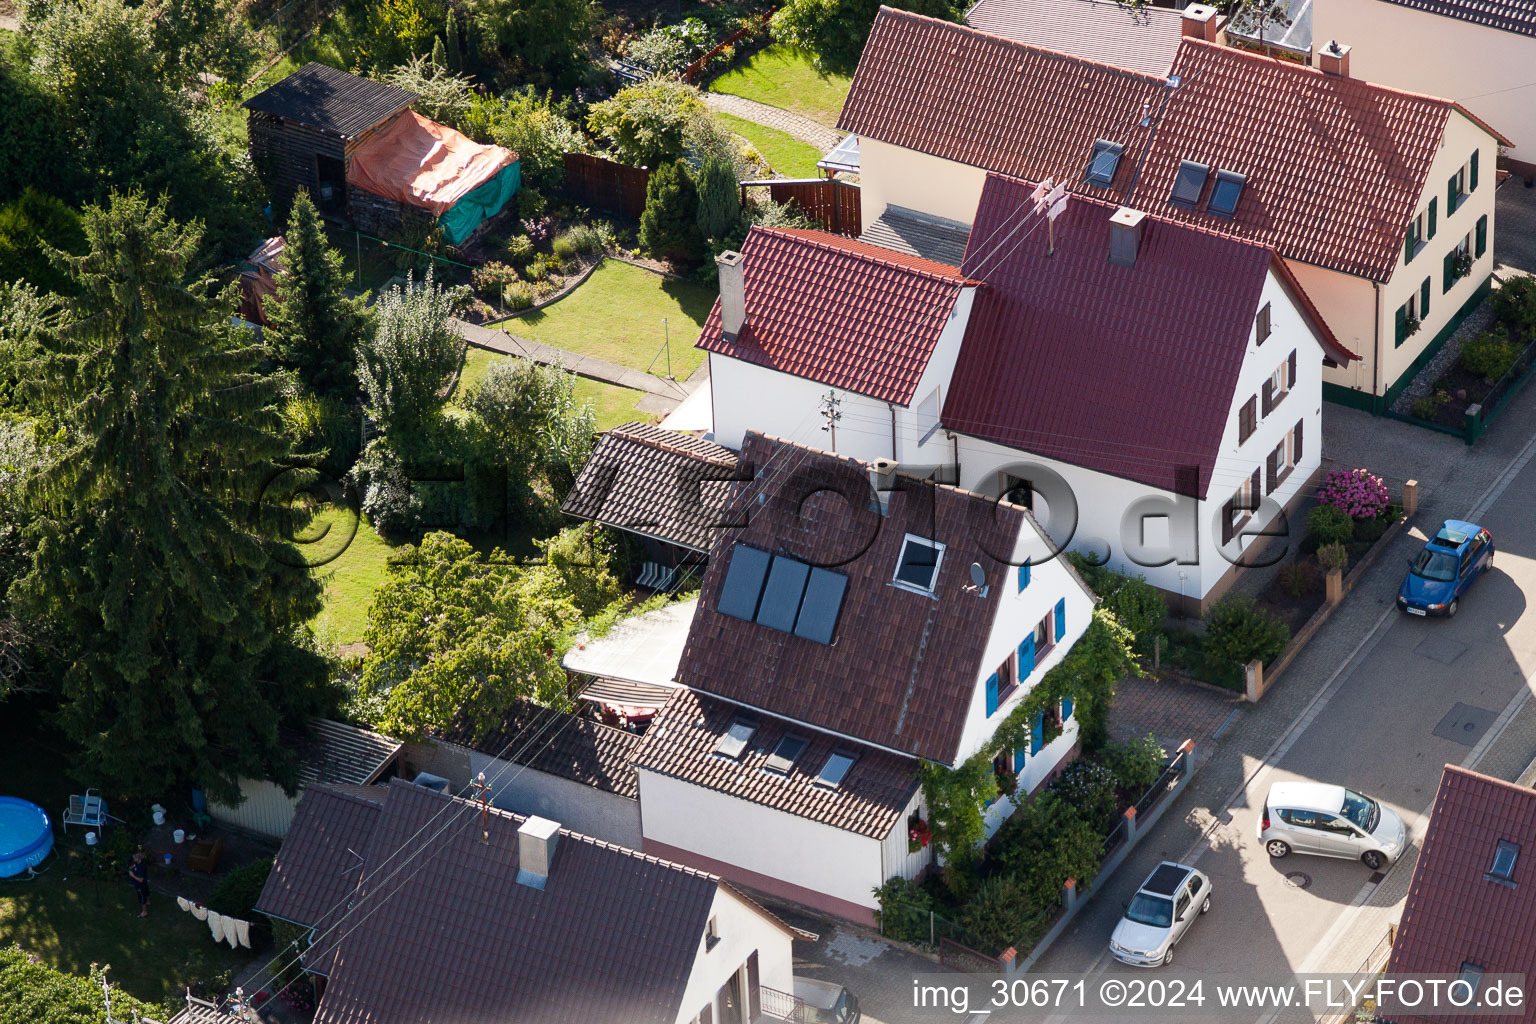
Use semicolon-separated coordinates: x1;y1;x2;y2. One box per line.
266;191;370;397
989;789;1104;909
773;0;966;76
463;357;596;494
385;56;475;128
145;0;258;85
357;531;580;737
356;268;467;437
13;192;332;803
0;189;87;295
0;947;156;1024
0;419;53;704
586;80;708;168
471;0;597;81
461;87;586;189
695;155;742;241
1065;553;1164;657
352;0;446;71
639;159;704;267
0;59;72;203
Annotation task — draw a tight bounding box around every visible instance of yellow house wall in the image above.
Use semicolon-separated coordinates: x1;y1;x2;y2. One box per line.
1288;261;1378;393
1314;0;1534;167
858;137;990;226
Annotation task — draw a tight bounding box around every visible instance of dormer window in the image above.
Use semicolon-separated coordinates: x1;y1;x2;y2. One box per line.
1488;839;1519;882
1208;170;1246;217
714;718;757;759
1170;160;1209;207
816;750;857;789
1085;140;1124;187
894;535;944;593
763;734;808;775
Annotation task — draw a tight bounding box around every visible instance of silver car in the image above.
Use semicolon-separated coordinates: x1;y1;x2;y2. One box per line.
1109;861;1211;967
1258;782;1406;870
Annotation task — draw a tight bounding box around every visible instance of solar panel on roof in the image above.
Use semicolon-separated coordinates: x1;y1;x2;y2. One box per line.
794;568;848;644
757;556;811;632
1170;160;1209;206
717;545;772;620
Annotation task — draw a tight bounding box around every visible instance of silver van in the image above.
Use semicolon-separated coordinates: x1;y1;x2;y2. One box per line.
1258;782;1406;870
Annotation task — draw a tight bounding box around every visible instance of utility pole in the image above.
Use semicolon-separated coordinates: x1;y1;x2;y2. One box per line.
470;772;492;844
820;391;842;451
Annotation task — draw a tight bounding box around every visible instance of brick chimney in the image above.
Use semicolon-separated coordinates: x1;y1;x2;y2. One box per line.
1316;40;1351;77
716;250;746;340
1108;207;1147;268
515;816;560;891
1181;3;1220;42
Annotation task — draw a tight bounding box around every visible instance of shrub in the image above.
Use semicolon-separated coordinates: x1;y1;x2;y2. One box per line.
0;949;157;1024
533;252;563;278
561;222;611;257
472;261;520;301
1411;395;1444;420
383;55;473;128
1354;513;1390;543
1066;554;1166;656
518;187;548;221
460;88;587;190
586;80;709;167
208;857;274;947
1048;759;1119;833
1492;275;1536;340
1461;331;1522;380
1102;735;1167;795
1278;560;1318;597
1315;468;1390;520
696;154;743;240
959;876;1045;955
282;391;362;480
639;158;705;266
504;235;535;266
552;233;577;263
872;876;933;944
1317;542;1349;571
626;19;712;73
1204;593;1290;668
503;280;536;311
524;259;549;282
1306;503;1354;546
990;790;1104;909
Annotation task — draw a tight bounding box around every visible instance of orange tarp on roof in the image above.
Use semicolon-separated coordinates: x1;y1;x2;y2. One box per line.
347;110;516;216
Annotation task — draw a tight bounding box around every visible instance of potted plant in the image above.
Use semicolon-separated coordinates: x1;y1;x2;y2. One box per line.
993;761;1018;797
907;815;932;853
1452;249;1474;280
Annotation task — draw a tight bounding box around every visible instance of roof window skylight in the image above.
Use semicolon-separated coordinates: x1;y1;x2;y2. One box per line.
1170;160;1209;207
816;750;857;788
764;734;809;775
894;535;944;593
714;718;757;759
1208;169;1246;217
1085;140;1124;187
1489;839;1520;881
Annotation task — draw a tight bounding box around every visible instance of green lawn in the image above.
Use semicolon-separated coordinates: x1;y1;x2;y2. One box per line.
494;260;715;378
309;510;400;647
457;346;647;431
714;112;823;179
710;44;852;127
0;724;248;1005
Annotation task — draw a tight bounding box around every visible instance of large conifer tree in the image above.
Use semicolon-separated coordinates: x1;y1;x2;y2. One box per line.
17;192;332;802
265;190;370;397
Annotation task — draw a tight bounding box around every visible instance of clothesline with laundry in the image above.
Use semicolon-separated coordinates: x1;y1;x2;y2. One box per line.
176;896;253;949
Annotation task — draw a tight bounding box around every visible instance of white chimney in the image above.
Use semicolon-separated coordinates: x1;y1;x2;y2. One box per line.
1108;207;1147;268
515;816;560;891
869;458;898;513
716;250;746;340
1181;3;1220;42
1316;40;1351;78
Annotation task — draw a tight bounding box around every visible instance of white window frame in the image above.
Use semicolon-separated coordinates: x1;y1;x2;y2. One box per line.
1406;289;1420;321
1456;233;1472;259
1275;426;1297;476
1232;475;1255;528
1270;362;1289;402
893;533;945;594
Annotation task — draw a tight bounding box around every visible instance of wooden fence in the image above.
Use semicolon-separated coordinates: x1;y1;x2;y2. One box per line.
562;153;651;220
683;13;772;82
741;178;862;237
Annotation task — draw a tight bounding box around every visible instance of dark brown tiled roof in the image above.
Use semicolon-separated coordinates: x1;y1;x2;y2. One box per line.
254;785;385;928
442;700;641;799
677;433;1044;764
839;9;1504;282
965;0;1185;75
294;718;402;788
633;689;920;839
946;174;1319;497
243;63;417;138
1373;0;1536;36
561;422;739;553
307;781;721;1024
695;227;977;405
1381;766;1536;1023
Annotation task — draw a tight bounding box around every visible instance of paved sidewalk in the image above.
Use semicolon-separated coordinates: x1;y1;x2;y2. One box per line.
704;92;843;153
456;318;690;401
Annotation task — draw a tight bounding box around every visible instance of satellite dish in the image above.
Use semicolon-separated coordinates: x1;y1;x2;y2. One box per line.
969;562;986;587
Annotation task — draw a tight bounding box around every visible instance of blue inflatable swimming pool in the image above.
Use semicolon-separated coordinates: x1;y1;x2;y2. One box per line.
0;797;53;878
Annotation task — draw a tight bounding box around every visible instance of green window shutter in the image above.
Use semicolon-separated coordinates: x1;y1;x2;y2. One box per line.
1405;228;1416;264
1476;215;1488;258
1428;197;1437;239
1395;304;1408;347
1471;151;1479;192
1449;174;1458;209
1421;277;1430;318
1443;250;1455;293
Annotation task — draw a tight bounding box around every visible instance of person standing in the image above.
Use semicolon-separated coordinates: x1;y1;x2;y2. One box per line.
128;851;149;918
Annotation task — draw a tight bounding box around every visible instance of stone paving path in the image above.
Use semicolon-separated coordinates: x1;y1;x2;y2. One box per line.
455;318;690;402
703;92;843;154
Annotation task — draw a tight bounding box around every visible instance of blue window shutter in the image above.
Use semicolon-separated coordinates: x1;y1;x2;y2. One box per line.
1017;634;1035;681
1054;598;1067;642
1017;561;1030;591
985;673;999;716
1013;746;1027;773
1062;696;1074;721
1030;713;1044;755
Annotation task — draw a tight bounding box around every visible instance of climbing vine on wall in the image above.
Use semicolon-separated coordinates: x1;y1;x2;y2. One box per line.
918;608;1141;875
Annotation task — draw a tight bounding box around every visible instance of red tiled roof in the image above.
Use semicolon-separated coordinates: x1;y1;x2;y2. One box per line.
632;688;920;838
945;174;1275;497
1382;765;1536;1023
838;8;1500;282
677;433;1043;764
1372;0;1536;37
306;781;726;1024
965;0;1185;76
255;785;385;928
695;226;977;405
561;422;740;553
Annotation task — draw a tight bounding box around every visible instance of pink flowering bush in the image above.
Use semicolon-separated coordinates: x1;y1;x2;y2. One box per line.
1316;468;1390;520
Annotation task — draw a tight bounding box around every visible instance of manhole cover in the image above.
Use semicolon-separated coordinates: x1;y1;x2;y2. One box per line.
1433;703;1497;746
1284;872;1312;889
